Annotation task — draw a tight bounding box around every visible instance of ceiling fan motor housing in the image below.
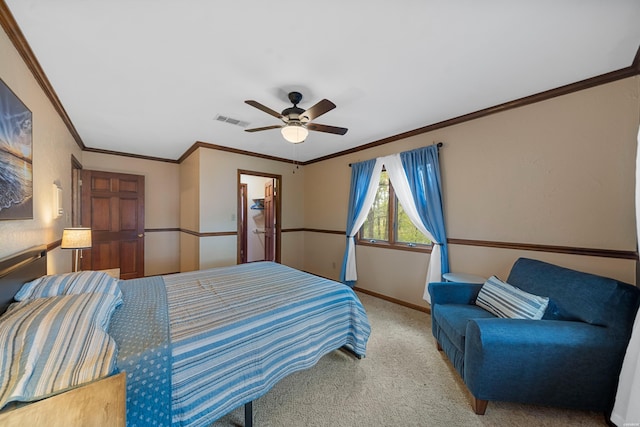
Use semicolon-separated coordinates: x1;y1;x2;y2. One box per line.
282;107;305;121
282;92;306;121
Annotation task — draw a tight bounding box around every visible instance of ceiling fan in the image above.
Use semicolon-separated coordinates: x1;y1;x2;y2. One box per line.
244;91;348;143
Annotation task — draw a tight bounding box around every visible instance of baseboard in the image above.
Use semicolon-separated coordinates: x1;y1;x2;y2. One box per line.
353;287;431;314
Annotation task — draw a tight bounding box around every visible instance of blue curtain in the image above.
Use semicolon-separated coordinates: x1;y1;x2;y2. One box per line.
400;145;449;276
340;159;378;287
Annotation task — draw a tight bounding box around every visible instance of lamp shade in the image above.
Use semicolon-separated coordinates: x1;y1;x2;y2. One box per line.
61;228;92;249
281;123;308;143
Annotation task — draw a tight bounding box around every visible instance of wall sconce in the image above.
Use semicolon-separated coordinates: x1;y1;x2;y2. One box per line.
52;184;63;218
61;227;92;272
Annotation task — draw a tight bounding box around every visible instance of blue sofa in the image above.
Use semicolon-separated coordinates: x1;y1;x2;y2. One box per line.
428;258;640;415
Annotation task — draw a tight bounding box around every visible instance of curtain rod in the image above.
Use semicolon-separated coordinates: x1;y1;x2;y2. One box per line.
348;142;443;167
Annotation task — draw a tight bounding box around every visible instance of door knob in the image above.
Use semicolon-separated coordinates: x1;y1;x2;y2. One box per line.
138;234;144;238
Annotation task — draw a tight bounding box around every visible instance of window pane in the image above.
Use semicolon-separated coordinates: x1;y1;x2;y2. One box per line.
396;203;431;245
361;171;389;241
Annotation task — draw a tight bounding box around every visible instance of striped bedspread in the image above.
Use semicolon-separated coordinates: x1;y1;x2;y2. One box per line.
164;262;371;426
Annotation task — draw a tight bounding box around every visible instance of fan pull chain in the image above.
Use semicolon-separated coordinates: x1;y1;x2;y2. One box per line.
292;144;299;174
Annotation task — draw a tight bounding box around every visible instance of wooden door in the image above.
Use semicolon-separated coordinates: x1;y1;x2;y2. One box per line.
264;180;275;262
81;170;145;279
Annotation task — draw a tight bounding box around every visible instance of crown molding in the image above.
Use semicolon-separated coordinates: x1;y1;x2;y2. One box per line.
633;43;640;72
179;141;294;164
303;50;640;165
0;1;85;150
83;146;178;164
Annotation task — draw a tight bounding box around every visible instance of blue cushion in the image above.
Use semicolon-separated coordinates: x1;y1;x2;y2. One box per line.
432;304;495;352
507;258;634;326
543;299;580;321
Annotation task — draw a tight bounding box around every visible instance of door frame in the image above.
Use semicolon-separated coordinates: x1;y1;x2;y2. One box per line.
71;155;83;227
239;183;248;263
237;170;282;264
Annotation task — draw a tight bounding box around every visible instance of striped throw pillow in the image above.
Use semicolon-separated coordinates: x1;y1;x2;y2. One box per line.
15;271;122;305
0;293;120;409
476;276;549;320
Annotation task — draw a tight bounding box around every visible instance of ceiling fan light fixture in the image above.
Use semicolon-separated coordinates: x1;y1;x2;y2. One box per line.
281;122;308;143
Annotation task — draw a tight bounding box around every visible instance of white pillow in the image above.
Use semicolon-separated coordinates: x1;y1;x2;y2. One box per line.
476;276;549;320
15;270;122;306
0;293;119;409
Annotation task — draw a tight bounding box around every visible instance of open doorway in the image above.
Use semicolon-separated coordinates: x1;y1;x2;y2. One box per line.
237;170;281;264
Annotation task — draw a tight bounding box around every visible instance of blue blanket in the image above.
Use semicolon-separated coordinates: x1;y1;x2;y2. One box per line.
110;262;371;427
109;276;172;426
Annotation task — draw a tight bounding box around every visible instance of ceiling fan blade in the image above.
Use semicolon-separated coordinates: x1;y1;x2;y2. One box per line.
300;99;336;121
307;123;348;135
245;125;283;133
245;100;283;119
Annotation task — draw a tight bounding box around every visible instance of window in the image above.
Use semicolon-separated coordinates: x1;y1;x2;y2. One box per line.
359;171;431;252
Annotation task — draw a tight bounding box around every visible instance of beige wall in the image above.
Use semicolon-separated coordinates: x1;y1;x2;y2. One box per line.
304;76;640;309
443;79;637;250
179;150;200;272
0;26;82;273
180;147;305;271
81;152;181;276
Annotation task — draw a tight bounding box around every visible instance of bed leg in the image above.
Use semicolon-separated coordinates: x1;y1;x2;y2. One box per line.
340;345;363;359
244;401;253;427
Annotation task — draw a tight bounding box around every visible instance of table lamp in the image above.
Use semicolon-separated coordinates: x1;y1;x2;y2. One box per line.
61;227;92;272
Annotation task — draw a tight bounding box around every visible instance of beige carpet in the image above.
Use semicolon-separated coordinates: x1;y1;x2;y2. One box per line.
212;292;606;426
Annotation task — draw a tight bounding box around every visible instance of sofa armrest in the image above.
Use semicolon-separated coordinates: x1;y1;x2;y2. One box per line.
428;282;483;305
467;318;615;349
464;318;624;410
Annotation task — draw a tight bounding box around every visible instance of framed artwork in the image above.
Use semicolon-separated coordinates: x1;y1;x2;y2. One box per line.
0;78;33;220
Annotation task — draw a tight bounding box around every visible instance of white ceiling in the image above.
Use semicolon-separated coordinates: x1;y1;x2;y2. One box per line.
5;1;640;163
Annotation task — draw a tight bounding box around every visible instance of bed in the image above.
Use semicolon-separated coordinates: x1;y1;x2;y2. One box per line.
0;245;371;426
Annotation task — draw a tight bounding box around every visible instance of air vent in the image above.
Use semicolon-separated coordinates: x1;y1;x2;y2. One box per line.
214;114;250;128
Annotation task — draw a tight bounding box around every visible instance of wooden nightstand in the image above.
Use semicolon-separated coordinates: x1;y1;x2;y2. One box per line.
98;268;121;279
